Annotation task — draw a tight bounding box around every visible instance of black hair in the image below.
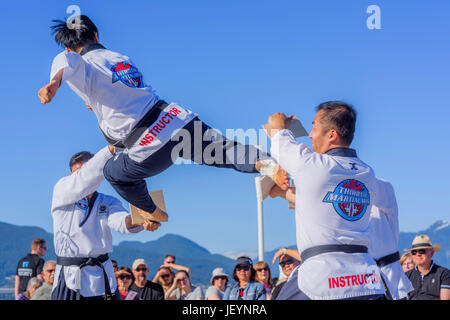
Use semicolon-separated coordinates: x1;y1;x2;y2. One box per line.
69;151;94;170
51;15;98;51
316;101;357;146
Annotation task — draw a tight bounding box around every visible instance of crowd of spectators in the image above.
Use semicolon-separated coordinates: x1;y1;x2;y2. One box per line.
12;234;450;300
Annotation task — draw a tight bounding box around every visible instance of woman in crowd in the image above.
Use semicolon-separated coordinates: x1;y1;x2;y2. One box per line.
205;267;229;300
165;270;204;300
400;252;415;273
115;266;139;300
223;256;266;300
254;261;274;299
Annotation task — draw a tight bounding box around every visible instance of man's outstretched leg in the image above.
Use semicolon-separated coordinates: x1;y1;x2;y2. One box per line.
176;118;289;190
103;152;168;222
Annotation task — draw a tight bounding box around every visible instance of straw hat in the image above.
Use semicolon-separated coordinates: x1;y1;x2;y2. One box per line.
405;234;442;252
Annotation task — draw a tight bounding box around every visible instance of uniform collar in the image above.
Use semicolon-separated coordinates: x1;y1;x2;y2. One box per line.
78;191;99;227
325;147;357;158
80;43;106;56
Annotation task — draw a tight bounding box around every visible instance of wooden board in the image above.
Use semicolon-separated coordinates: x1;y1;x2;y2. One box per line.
130;190;167;224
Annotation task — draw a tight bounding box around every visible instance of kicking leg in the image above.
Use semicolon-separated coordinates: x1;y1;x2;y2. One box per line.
103;153;168;222
179;118;289;189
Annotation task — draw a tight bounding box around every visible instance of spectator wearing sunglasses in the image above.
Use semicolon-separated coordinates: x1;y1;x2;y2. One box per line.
405;235;450;300
115;266;139;300
130;259;164;300
271;249;301;300
223;256;266;300
254;261;274;299
152;255;190;285
153;266;175;293
205;268;230;300
400;252;415;273
165;270;204;300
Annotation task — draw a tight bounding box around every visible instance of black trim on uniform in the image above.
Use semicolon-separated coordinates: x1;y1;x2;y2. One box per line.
80;43;106;56
78;191;99;228
325;147;357;158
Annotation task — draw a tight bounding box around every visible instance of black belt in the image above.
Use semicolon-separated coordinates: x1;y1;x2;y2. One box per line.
101;99;169;149
57;254;112;300
301;244;368;262
375;251;400;268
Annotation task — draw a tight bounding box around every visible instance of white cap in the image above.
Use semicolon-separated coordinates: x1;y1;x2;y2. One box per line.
132;258;148;270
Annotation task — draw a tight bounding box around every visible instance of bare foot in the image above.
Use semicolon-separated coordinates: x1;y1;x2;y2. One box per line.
272;165;289;190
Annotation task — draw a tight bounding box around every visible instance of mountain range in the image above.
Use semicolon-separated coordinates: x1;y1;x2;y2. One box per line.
0;220;448;289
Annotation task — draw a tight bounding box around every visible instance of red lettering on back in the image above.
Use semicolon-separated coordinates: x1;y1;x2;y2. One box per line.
162;115;170;124
357;275;365;285
345;276;351;287
332;277;338;288
172;107;182;115
157;120;166;129
339;277;346;287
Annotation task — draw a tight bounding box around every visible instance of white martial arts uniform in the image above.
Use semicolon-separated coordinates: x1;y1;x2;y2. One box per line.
50;48;197;163
271;129;386;299
51;146;143;298
368;178;413;300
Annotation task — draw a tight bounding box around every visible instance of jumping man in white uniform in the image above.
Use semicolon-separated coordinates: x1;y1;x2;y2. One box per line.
38;15;289;223
266;101;387;300
51;145;160;300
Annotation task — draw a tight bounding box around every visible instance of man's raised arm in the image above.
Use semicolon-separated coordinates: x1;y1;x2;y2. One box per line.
38;69;63;104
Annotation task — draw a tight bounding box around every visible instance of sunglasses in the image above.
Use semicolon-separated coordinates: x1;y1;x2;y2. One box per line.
136;267;148;272
214;276;228;281
45;269;55;273
160;274;171;279
280;259;296;267
411;249;427;255
119;274;132;280
235;265;251;271
256;267;268;272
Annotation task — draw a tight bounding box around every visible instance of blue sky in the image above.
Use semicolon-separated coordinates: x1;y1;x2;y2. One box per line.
0;0;449;256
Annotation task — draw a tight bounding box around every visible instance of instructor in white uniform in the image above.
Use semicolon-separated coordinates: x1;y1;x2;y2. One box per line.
266;101;386;300
38;15;288;223
51;145;160;300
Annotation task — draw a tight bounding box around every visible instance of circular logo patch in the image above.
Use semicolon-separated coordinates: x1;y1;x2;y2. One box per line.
76;197;89;210
323;179;370;221
111;62;143;88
